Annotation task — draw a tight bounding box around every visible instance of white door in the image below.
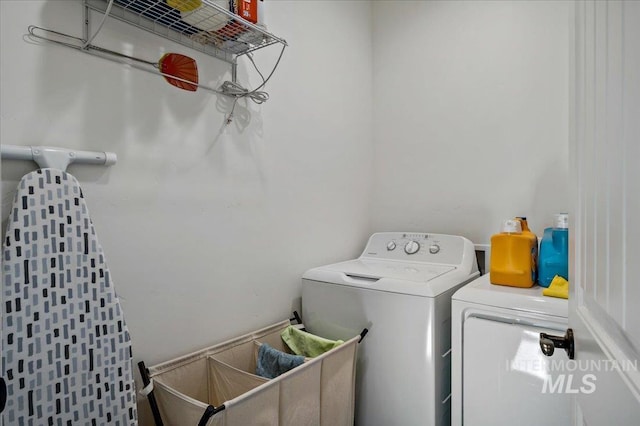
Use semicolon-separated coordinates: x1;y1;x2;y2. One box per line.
569;1;640;424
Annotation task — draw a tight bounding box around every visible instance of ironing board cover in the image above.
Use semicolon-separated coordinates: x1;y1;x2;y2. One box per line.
1;169;137;424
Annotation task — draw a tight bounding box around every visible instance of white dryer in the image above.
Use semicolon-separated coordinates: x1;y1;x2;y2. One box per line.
302;232;479;426
451;274;571;426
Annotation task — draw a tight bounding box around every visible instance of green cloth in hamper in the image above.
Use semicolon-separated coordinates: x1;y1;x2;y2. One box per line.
281;326;344;358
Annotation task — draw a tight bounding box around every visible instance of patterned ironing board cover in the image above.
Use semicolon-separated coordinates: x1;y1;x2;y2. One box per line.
1;169;137;424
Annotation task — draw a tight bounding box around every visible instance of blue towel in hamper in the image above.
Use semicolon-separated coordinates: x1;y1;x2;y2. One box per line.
256;343;305;379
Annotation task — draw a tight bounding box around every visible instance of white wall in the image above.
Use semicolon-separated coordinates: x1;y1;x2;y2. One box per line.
0;1;373;423
371;0;570;243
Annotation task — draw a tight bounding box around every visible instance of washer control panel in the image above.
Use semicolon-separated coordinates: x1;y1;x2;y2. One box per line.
362;232;466;265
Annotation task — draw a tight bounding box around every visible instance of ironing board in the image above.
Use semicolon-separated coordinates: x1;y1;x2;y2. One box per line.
1;169;137;424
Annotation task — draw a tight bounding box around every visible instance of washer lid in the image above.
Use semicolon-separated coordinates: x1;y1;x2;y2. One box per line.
452;274;568;318
303;258;472;297
325;258;456;282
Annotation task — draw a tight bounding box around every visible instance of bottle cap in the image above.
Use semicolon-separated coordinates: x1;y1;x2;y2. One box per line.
502;219;522;234
554;213;569;229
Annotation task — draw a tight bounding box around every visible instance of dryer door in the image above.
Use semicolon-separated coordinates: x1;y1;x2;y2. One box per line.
462;316;571;426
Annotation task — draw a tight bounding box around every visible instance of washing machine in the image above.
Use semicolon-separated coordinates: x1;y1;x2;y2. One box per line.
301;232;479;426
451;274;571;426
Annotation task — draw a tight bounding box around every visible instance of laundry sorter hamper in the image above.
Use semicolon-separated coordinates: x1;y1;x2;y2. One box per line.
139;318;363;426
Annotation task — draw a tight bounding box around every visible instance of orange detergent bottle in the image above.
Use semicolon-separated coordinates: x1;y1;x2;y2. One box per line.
490;217;539;288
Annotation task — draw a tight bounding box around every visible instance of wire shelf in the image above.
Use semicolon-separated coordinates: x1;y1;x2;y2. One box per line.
84;0;287;65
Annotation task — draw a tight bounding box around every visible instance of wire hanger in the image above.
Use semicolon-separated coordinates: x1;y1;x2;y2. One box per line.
27;25;223;94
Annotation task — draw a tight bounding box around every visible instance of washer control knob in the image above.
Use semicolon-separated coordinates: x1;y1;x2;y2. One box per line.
386;241;397;251
404;240;420;255
429;244;441;254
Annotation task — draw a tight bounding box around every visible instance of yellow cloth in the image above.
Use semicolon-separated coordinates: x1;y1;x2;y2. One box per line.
281;326;343;358
167;0;201;12
543;275;569;299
